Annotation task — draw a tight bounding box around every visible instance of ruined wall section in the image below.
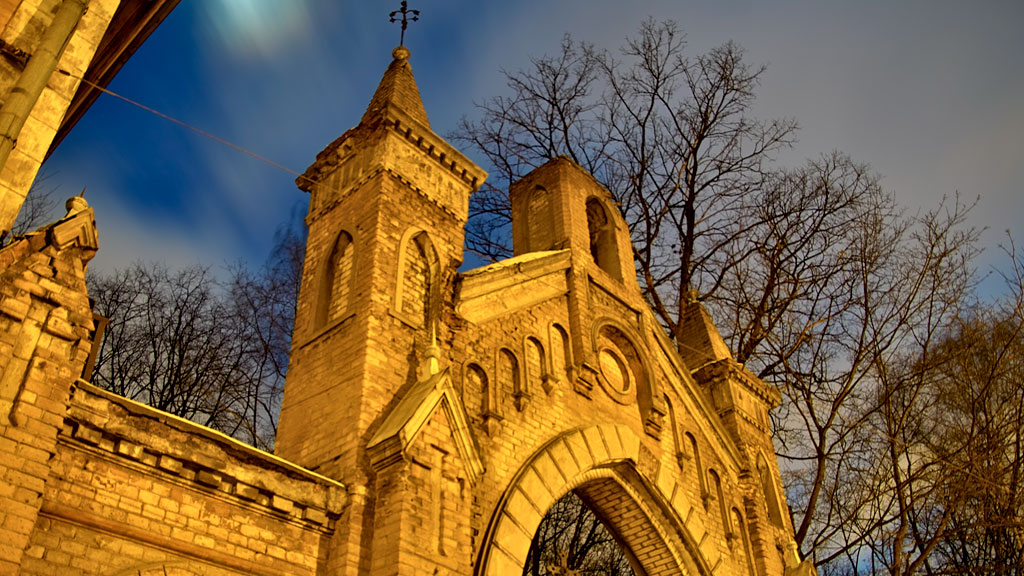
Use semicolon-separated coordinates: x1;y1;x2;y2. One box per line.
22;382;347;575
0;202;96;575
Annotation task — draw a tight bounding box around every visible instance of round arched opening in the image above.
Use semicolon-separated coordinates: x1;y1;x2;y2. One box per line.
478;426;710;576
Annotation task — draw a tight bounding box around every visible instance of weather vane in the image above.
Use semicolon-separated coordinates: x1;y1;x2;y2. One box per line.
389;1;419;47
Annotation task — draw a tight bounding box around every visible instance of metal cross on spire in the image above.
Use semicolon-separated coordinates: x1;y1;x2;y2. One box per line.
389;1;419;46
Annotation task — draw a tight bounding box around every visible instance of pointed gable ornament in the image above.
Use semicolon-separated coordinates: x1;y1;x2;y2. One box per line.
367;368;485;484
677;290;733;372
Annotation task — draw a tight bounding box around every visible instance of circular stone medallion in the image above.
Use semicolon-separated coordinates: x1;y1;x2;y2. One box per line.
598;346;632;399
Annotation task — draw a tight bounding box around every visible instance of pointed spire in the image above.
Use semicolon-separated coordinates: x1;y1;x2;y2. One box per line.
677;290;733;371
361;46;430;129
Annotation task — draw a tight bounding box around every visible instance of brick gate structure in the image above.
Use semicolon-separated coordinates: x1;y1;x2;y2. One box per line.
273;45;814;576
0;44;816;575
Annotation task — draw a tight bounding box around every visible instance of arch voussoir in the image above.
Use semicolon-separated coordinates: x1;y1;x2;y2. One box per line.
483;546;520;576
516;466;558;520
479;425;711;576
545;437;582;480
492;512;534;569
504;487;543;536
563;430;595;470
598;422;626;458
582;426;611;462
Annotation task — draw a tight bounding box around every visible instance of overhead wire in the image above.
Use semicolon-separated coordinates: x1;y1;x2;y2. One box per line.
56;68;319;190
59;65;731;367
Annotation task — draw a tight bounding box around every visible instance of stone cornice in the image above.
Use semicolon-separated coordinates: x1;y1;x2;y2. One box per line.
455;250;572;324
66;380;347;532
693;358;781;409
297;105;486;198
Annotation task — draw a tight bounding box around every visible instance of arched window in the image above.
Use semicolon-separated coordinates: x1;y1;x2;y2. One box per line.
316;230;354;329
524;336;550;394
708;469;732;541
498;348;525;411
665;396;687;468
466;363;493;418
527;186;555;252
394;229;439;329
549;323;572;383
757;454;786;529
732;507;758;575
585;197;622;281
687;432;709;506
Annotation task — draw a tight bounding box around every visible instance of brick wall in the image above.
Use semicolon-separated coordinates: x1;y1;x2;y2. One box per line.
20;382;346;575
0;204;96;575
0;0;122;231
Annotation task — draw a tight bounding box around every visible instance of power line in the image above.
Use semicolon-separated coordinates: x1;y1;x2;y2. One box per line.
56;68;319;190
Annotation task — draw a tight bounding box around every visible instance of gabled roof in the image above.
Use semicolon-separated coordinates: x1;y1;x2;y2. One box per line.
367;368;484;484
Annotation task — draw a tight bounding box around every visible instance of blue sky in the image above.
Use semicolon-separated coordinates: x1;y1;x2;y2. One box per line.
42;1;1024;284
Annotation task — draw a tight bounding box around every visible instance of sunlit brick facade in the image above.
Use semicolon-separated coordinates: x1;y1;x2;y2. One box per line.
0;42;814;575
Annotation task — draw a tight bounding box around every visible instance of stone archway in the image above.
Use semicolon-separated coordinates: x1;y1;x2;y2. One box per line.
477;424;713;576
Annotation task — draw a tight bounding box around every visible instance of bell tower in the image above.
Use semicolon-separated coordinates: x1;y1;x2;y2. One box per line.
275;46;486;485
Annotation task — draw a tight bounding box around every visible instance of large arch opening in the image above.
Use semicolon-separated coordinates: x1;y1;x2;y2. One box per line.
524;489;636;575
478;425;712;576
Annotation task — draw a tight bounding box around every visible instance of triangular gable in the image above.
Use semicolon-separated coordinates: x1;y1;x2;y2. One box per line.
367;368;484;484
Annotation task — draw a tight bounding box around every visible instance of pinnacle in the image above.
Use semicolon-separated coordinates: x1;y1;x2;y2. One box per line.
361;46;430;129
678;296;733;371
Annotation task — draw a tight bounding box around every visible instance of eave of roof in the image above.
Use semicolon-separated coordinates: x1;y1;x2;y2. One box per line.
45;0;181;159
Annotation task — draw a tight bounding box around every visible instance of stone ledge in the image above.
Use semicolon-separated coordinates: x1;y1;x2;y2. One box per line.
298;105;486;197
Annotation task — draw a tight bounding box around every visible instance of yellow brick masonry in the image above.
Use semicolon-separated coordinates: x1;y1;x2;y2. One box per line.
276;44;813;574
0;0;122;232
0;203;96;576
20;382;347;575
0;203;352;575
0;43;816;575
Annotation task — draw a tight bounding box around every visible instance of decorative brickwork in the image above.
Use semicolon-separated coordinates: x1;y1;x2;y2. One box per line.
0;201;347;575
0;41;814;576
274;46;815;576
0;199;97;575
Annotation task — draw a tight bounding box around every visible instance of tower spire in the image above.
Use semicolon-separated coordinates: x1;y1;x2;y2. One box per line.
361;46;430;129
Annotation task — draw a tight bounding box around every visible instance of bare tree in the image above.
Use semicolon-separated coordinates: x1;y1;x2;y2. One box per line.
88;211;305;450
456;20;990;574
457;34;607;260
780;197;980;574
4;171;62;243
525;492;635;576
854;241;1024;575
